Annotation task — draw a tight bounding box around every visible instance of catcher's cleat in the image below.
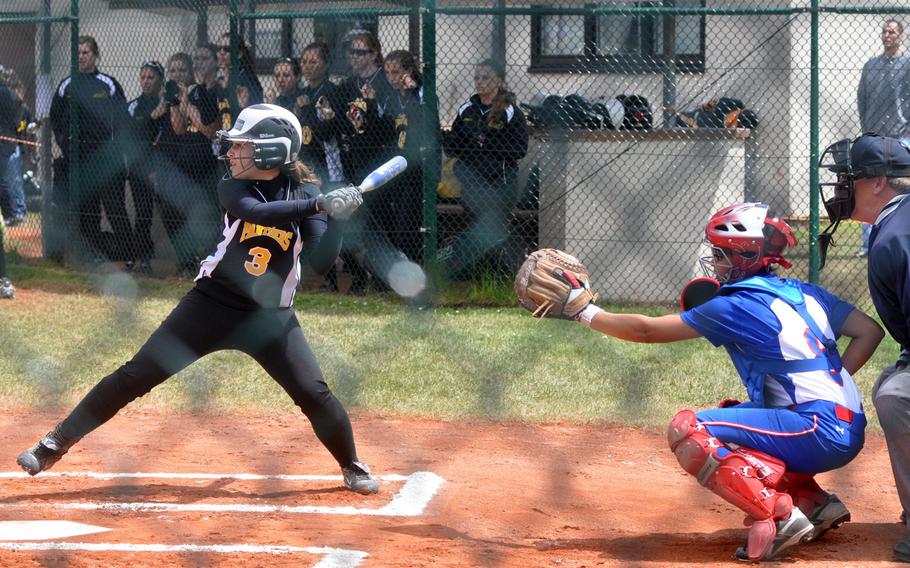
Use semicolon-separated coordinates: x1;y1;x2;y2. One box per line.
17;429;77;476
735;508;813;562
342;461;379;495
804;494;850;542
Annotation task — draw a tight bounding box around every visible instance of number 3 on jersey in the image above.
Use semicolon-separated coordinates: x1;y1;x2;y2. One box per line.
245;246;272;276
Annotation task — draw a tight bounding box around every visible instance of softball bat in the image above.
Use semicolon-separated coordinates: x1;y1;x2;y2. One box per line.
330;156;408;211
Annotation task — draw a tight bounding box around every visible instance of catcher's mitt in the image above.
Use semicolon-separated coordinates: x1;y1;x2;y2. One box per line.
514;249;599;319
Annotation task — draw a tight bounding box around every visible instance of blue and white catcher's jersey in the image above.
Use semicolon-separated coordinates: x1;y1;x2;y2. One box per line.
680;274;862;413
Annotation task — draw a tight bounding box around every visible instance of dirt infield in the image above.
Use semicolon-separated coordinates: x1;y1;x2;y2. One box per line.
0;410;906;567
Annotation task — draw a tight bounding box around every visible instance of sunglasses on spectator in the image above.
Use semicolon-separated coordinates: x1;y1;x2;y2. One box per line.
474;74;494;81
217;46;231;53
348;48;372;56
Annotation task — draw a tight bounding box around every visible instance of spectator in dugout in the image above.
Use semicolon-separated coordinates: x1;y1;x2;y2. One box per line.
216;32;263;123
297;43;345;189
49;35;134;265
0;66;28;228
440;58;528;277
336;30;397;294
0;65;20;299
126;60;168;275
382;49;438;265
158;45;221;278
291;42;347;292
265;57;303;114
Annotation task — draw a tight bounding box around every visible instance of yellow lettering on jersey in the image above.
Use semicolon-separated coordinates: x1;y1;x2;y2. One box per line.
395;114;408;129
302;125;313;145
218;100;231;111
239;221;293;251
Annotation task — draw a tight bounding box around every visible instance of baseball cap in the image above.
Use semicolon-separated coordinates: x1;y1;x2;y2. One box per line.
849;133;910;179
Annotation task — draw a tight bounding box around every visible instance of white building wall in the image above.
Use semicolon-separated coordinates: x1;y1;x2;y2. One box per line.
58;1;907;219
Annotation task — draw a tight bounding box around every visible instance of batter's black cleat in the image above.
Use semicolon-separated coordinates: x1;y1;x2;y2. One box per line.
342;461;379;495
804;494;851;542
17;429;77;476
896;538;910;563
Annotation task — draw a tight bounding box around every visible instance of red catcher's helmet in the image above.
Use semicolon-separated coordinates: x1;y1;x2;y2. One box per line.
700;202;797;283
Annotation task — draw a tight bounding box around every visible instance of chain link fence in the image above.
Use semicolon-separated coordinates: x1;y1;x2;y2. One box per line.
0;1;905;307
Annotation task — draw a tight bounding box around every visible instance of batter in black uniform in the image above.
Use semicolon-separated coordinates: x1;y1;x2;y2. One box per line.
16;104;379;494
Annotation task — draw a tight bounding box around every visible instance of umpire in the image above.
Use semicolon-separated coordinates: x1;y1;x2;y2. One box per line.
819;133;910;562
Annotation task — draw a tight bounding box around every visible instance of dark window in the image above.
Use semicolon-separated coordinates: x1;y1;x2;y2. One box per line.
530;1;705;74
249;16;379;76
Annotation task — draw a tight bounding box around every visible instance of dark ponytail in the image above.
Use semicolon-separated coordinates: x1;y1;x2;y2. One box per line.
284;160;320;186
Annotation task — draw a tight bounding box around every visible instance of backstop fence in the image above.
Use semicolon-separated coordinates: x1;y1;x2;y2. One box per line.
0;1;905;306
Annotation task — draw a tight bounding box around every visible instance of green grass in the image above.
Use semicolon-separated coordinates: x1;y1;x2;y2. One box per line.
0;261;899;429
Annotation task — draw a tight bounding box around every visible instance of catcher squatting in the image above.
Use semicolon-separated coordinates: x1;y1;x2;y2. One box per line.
515;203;884;562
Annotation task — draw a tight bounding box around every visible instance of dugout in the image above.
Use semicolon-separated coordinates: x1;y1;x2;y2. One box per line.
534;127;755;305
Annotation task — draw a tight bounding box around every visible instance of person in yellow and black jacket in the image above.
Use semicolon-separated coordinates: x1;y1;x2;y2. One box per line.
296;43;346;190
161;44;222;277
49;35;134;263
126;60;168;273
382;50;438;264
441;58;528;277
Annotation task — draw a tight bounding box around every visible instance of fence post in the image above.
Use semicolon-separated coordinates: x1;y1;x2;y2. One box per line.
67;0;80;263
40;0;57;258
421;0;439;275
809;0;820;283
661;0;677;128
229;0;239;114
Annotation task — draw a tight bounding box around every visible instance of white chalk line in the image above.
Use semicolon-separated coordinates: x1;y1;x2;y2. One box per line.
1;471;445;517
0;471;409;482
0;542;368;567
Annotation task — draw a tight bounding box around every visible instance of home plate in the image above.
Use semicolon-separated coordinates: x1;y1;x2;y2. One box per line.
0;521;111;541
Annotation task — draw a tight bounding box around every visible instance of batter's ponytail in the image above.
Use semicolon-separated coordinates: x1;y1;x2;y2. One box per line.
284;160;320;187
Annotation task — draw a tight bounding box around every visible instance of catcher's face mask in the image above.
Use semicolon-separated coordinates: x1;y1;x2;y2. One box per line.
817;138;856;270
699;245;760;284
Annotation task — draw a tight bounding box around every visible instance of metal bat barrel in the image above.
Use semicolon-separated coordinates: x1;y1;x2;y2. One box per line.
358;156;408;193
330;156;408;212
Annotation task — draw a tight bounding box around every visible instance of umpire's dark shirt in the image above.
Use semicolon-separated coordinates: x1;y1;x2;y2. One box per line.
868;193;910;350
50;70;127;156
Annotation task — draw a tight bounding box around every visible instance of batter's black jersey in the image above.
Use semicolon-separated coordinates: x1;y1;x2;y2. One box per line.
195;175;339;309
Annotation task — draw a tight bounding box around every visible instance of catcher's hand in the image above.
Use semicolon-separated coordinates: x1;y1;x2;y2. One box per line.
514;249;599;319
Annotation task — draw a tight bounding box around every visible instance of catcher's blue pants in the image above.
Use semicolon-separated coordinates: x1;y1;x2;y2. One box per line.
696;400;865;474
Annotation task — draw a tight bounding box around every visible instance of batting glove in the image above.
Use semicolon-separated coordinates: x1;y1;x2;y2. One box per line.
317;186;363;220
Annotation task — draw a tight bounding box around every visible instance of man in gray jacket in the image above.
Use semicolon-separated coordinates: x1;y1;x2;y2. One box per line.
856;19;910;256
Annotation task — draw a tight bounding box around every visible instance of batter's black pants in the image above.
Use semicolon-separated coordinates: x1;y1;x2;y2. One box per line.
56;288;360;468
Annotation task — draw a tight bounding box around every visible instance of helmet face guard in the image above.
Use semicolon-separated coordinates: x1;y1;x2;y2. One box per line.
818;138;856;224
699;245;761;284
